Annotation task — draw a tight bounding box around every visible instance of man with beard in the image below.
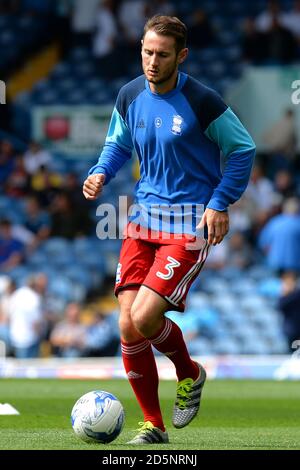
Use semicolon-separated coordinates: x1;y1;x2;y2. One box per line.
83;15;256;444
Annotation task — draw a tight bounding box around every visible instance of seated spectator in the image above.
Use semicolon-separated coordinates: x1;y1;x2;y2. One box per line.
241;17;268;64
5;154;30;198
263;109;298;172
71;0;99;47
23;195;51;246
188;9;215;49
225;231;254;270
50;302;87;358
148;0;175;17
278;271;300;351
23;141;52;175
0;277;16;354
118;0;147;45
50;191;92;239
246;164;278;212
274;169;296;199
264;16;298;64
92;0;118;78
85;309;119;357
205;239;229;271
258;198;300;273
0;140;15;190
65;172;90;209
8;273;47;358
0;219;24;272
282;0;300;44
30;165;62;206
255;0;285;32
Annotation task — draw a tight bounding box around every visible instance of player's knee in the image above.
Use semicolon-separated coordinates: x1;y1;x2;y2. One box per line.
119;313;140;342
130;306;153;336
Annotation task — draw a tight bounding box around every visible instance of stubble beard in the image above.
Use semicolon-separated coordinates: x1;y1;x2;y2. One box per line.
146;63;178;86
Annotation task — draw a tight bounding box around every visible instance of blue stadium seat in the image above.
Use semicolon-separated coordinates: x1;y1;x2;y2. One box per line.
72;61;95;79
41;237;73;258
26;250;49;268
48;276;73;302
68;47;91;62
50;62;72;80
64;89;88;105
85;78;106;93
56;78;79;93
33;78;52;93
34;89;60;105
62;265;94;290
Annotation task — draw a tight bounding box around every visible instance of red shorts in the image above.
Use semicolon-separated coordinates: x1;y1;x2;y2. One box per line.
114;235;210;312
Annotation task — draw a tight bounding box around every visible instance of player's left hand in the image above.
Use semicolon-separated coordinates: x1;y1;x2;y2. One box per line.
197;208;229;246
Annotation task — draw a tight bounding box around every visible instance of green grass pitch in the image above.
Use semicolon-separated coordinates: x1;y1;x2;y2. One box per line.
0;378;299;450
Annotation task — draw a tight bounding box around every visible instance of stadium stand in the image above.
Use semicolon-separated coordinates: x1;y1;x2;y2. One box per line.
0;0;299;358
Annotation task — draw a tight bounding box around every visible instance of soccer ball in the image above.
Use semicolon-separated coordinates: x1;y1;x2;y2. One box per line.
71;390;125;444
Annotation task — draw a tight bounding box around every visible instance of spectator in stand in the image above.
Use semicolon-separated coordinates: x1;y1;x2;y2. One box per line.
258;198;300;273
188;9;215;50
148;0;175;17
85;309;119;357
0;140;15;190
23;195;51;249
204;239;229;271
255;0;285;32
278;271;300;350
119;0;147;44
264;16;298;64
50;191;92;239
0;277;16;354
263;109;298;172
23;141;52;176
245;164;280;230
246;164;278;212
50;302;87;358
0;0;19;14
8;273;47;358
282;0;300;45
241;17;268;64
229;197;253;235
0;219;24;272
71;0;99;47
30;165;62;206
118;0;147;68
225;231;254;270
92;0;118;78
65;172;90;209
5;154;30;198
274;169;297;199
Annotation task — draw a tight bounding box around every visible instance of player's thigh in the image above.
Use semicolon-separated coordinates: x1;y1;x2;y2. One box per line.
130;285;169;331
114;237;156;296
143;240;209;312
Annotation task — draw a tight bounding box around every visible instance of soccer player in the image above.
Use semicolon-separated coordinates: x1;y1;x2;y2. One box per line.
83;15;256;444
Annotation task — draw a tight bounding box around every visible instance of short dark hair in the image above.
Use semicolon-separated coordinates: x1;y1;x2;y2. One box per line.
143;15;187;53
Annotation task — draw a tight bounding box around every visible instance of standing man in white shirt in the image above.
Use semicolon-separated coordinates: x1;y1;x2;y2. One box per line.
8;274;47;359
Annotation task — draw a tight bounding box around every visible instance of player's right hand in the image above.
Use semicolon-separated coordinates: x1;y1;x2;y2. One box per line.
82;173;106;200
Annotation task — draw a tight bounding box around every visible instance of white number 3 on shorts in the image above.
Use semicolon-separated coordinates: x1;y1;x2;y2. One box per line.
156;256;181;280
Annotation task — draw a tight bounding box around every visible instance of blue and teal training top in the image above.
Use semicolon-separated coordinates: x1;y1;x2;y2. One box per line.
89;72;256;234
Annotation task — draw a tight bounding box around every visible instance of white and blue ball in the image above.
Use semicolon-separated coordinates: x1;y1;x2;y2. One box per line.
71;390;125;443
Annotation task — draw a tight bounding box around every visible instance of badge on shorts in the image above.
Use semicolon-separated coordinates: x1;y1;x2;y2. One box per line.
116;263;122;284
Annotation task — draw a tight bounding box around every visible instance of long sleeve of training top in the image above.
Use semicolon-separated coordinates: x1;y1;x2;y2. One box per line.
89;72;256;217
